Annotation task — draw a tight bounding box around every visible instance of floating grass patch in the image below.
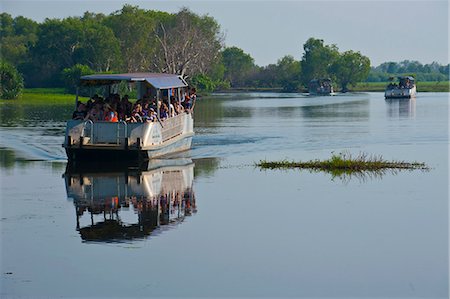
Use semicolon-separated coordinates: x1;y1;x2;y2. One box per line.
257;152;428;179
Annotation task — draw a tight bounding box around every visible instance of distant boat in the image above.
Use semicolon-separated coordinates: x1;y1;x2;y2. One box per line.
308;78;334;96
385;76;417;99
63;73;194;161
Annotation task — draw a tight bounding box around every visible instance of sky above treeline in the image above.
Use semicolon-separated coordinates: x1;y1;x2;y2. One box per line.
2;0;449;67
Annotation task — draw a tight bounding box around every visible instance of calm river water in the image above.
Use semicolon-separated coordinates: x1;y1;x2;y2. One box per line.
0;92;448;298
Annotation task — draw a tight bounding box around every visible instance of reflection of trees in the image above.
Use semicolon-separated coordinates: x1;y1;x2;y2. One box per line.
0;103;25;127
193;157;220;178
64;160;196;243
0;148;34;169
194;97;225;128
0;101;72;127
299;100;369;120
194;96;253;128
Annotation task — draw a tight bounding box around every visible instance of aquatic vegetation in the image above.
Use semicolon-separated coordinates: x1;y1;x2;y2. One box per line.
257;152;428;180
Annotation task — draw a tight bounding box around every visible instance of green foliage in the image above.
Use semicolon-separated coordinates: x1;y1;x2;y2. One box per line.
0;13;38;66
190;74;216;92
300;38;339;86
330;50;371;91
0;61;24;99
367;60;449;82
352;81;449;92
61;64;95;93
276;55;302;92
222;47;256;87
103;5;163;72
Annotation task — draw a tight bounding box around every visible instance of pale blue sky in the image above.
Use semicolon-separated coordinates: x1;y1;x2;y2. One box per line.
2;0;449;67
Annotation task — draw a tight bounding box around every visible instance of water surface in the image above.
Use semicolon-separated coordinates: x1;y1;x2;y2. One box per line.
0;92;448;298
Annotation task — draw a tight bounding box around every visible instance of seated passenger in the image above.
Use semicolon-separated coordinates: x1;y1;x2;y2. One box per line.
121;95;132;116
85;102;103;121
182;91;190;109
160;103;169;120
72;103;87;120
174;101;184;114
128;104;143;122
146;108;157;122
169;99;176;117
185;88;197;111
103;104;118;122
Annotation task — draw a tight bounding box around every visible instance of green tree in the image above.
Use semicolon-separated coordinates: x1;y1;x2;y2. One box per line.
61;64;95;93
103;5;165;72
300;38;339;86
222;47;255;87
276;55;301;92
76;17;122;72
330;50;370;91
0;61;24;99
190;74;216;92
0;14;38;67
28;15;121;87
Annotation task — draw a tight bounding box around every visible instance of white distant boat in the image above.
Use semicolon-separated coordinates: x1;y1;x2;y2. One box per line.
385;76;417;99
63;73;194;161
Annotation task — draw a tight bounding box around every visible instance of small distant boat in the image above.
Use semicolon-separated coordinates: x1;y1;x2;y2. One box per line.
308;78;334;96
63;73;194;161
384;76;417;99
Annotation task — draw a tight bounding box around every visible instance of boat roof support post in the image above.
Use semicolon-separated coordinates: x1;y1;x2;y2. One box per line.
157;89;161;123
75;87;79;110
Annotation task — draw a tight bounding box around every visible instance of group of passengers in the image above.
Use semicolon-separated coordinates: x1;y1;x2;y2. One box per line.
72;88;197;123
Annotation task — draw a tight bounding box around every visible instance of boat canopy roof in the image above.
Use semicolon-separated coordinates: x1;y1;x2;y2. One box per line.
79;72;188;89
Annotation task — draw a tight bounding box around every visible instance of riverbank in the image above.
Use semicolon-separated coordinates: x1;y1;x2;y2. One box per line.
217;81;450;93
2;82;448;104
352;81;450;92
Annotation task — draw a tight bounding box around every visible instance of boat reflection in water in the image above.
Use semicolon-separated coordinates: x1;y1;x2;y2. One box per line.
64;159;196;243
385;97;416;118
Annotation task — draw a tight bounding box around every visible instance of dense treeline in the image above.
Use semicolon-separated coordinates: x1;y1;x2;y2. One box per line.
1;6;225;91
224;38;371;92
367;60;449;82
1;6;448;96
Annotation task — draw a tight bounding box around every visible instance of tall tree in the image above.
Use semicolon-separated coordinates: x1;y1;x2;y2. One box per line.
300;38;339;86
103;5;164;72
276;55;301;92
153;8;224;77
0;13;38;66
330;50;370;91
222;46;255;87
28;16;121;86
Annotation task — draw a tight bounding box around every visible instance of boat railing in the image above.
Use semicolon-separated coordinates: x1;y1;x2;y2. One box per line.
161;113;186;142
82;120;94;144
118;121;128;145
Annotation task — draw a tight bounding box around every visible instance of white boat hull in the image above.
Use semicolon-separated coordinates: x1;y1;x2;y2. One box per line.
63;112;194;161
385;85;417;99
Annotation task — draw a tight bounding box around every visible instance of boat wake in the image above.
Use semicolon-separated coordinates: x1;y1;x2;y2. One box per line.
0;128;66;161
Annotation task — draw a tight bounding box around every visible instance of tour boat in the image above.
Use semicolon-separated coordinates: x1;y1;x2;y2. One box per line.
64;158;195;242
63;73;194;161
308;78;335;96
385;76;417;99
